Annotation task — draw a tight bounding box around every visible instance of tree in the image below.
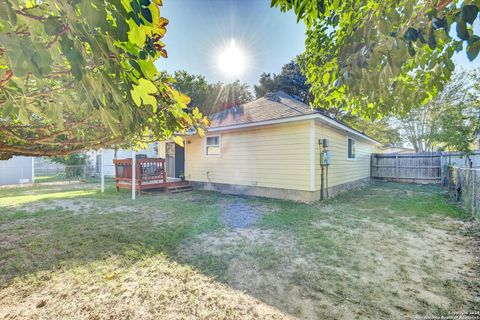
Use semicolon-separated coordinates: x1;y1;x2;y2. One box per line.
254;59;312;105
272;0;480;118
202;80;253;115
431;69;480;153
0;0;207;159
340;114;403;147
395;68;480;152
395;105;435;152
254;73;279;99
254;59;401;146
277;60;312;104
169;70;210;110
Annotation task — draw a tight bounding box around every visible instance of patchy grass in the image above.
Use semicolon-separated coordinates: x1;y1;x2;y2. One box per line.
0;182;478;319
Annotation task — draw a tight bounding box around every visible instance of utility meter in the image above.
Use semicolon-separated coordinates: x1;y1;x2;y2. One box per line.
320;150;331;165
318;139;329;148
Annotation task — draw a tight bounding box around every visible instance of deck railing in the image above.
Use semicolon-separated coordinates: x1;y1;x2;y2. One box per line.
113;158;167;186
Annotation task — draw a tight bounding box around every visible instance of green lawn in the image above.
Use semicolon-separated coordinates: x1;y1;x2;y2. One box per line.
0;182;478;319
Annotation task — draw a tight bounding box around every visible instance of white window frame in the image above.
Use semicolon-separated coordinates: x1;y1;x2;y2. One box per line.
205;135;221;157
347;137;356;160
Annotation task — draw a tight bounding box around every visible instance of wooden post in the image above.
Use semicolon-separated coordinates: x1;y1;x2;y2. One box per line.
131;149;136;200
100;149;105;193
370;153;373;179
440;153;444;185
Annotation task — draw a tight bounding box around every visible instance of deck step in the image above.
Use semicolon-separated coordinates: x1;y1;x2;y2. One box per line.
168;184;193;193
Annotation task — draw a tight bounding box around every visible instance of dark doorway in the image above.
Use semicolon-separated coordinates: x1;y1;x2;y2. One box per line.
165;142;185;178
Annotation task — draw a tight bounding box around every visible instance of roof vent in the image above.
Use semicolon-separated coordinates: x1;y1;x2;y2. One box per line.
264;92;281;102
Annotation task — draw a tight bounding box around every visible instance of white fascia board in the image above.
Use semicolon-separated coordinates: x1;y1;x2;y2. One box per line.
203;113;379;144
205;114;319;132
314;116;380;144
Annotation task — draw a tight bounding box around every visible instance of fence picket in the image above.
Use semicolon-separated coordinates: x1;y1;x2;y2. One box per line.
371;152;442;183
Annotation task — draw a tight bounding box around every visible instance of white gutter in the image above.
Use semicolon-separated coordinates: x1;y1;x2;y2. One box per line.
314;115;379;144
201;113;379;144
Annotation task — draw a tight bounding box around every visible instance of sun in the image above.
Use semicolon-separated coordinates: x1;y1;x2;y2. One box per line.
217;39;247;77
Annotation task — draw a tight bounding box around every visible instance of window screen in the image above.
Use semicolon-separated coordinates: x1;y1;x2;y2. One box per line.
206;136;220;156
348;138;356;159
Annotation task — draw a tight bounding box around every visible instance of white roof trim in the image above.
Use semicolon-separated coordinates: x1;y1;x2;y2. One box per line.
314;115;379;144
203;113;379;144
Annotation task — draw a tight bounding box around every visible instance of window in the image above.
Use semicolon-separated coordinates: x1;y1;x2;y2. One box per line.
206;135;221;156
348;138;356;159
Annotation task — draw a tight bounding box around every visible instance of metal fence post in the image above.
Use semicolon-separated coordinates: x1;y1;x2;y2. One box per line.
455;167;460;201
100;149;105;193
131;149;136;200
473;169;476;215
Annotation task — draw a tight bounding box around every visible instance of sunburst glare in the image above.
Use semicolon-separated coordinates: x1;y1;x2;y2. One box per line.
217;39;248;78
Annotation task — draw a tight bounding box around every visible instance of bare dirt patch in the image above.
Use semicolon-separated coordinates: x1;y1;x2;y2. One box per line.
0;255;293;320
179;215;478;319
178;228;322;319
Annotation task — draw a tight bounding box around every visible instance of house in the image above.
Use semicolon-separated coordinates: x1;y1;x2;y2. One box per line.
0;156;34;186
86;145;158;177
158;91;379;202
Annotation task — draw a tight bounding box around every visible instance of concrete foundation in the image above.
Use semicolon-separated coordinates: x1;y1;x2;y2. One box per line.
191;177;371;203
324;177;371;198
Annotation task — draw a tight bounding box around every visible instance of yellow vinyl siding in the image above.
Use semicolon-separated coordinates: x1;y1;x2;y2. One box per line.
158;118;377;195
314;121;376;189
185;121;311;191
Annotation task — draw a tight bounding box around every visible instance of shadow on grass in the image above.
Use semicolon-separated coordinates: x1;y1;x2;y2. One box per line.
0;181;476;319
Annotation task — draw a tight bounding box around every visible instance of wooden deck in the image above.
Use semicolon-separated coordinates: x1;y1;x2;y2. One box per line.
113;158;189;192
115;178;190;191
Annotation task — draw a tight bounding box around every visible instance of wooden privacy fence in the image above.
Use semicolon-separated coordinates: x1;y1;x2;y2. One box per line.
371;151;480;183
371;153;442;183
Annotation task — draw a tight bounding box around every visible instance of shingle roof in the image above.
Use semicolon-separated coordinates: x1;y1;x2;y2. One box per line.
208;91;317;128
200;91;378;143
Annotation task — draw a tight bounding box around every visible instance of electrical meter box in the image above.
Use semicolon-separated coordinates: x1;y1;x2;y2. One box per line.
320;150;331;165
318;139;329;148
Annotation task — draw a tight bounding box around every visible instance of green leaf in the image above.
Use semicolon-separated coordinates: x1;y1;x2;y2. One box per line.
461;4;478;24
2;98;14;117
456;17;469;40
44;18;63;36
141;7;152;23
18;98;29;124
131;78;158;109
404;28;418;42
407;41;415;56
128;21;146;47
428;26;437;50
100;107;121;136
192;107;201;119
323;72;330;85
172;135;184;147
467;36;480;60
378;20;389;35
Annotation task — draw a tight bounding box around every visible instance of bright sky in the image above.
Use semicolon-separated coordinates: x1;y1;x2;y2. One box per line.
156;0;305;86
156;0;479;88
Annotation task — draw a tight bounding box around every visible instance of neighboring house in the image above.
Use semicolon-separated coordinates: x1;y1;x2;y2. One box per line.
87;145;158;177
0;156;34;186
158;91;379;202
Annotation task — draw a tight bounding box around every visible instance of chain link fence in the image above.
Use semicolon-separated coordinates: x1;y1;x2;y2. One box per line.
444;166;479;220
34;164;87;184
